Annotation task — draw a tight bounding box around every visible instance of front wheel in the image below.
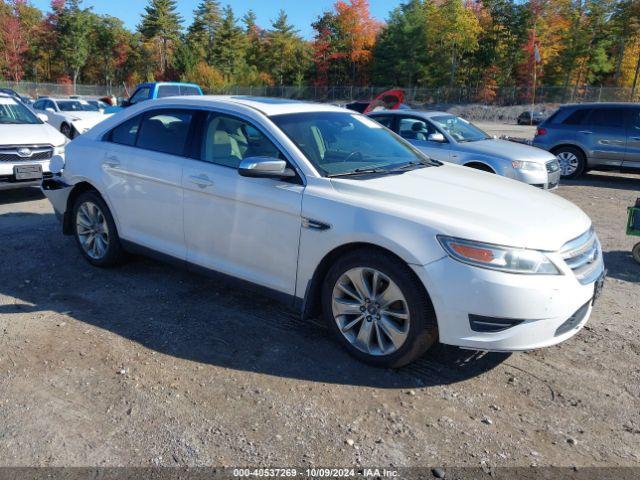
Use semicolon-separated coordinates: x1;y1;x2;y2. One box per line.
633;242;640;264
554;146;586;179
72;190;125;267
321;249;438;368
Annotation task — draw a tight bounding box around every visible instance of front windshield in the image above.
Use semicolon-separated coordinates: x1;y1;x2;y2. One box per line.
57;100;99;112
271;111;431;177
0;97;41;125
430;115;489;143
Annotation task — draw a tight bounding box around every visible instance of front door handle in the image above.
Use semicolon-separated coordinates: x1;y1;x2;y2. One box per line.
579;130;593;135
189;174;214;188
631;137;640;141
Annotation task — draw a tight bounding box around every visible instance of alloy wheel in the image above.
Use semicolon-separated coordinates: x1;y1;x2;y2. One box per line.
556;151;579;176
76;201;110;260
331;267;410;356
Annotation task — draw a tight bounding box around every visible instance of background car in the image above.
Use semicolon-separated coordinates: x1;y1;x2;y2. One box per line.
32;97;111;138
43;96;602;367
0;93;66;190
533;102;640;179
517;110;547;125
368;109;561;189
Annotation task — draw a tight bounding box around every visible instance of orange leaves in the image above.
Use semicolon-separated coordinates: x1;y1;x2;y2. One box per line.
334;0;381;64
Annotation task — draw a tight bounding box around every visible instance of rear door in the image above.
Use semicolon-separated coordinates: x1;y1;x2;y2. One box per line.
623;107;640;169
581;107;627;167
115;108;194;259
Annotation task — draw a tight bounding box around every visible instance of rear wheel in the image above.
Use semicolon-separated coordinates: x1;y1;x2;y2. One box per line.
72;190;124;267
554;146;586;179
321;249;438;368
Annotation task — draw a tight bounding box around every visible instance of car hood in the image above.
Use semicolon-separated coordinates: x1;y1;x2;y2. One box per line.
330;164;591;252
0;122;66;147
457;139;556;163
62;111;106;122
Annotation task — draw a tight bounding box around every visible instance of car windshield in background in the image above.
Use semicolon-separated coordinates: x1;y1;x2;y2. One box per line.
57;100;99;112
0;98;41;124
431;115;489;143
272;111;432;177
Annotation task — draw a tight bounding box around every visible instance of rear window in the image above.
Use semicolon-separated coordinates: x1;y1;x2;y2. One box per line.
109;115;141;146
136;109;193;156
562;109;591;125
157;85;201;98
586;108;625;128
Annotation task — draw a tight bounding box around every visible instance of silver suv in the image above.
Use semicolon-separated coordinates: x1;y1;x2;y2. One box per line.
533;103;640;179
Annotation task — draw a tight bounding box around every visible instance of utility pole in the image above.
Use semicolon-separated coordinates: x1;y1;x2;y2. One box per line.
631;51;640;101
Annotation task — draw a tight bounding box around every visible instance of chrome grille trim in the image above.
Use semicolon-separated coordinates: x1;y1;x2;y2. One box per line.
0;144;53;163
560;227;604;285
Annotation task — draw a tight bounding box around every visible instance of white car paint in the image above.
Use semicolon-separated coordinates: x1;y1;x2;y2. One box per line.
43;96;605;355
33;98;112;137
0;95;66;189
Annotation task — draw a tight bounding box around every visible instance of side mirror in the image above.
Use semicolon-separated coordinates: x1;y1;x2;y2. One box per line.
45;107;55;113
238;157;295;179
37;113;48;122
427;132;446;143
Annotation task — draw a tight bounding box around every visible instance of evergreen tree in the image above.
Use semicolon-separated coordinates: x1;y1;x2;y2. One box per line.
210;6;246;80
187;0;221;63
266;10;305;85
138;0;182;75
56;0;92;90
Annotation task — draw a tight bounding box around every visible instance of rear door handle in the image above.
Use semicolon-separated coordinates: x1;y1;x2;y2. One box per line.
189;174;214;188
631;137;640;141
579;130;593;135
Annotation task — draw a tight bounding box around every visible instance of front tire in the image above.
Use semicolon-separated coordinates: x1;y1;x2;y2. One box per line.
554;146;586;179
321;249;438;368
72;190;124;267
633;242;640;265
61;123;75;139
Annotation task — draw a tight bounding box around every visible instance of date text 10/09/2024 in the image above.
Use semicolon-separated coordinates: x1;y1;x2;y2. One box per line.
232;468;399;478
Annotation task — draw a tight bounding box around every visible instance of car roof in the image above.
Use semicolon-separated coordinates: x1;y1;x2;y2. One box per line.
138;82;201;88
142;95;347;116
560;102;639;109
367;109;450;118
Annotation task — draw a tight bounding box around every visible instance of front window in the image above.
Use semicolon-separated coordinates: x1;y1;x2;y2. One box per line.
271;111;431;177
57;100;99;112
430;115;489;143
0;97;41;125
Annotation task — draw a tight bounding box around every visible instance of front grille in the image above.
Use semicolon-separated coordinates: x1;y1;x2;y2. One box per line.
546;159;560;173
0;145;53;163
559;228;603;285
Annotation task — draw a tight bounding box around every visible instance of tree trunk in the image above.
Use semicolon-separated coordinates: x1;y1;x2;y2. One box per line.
631;51;640;100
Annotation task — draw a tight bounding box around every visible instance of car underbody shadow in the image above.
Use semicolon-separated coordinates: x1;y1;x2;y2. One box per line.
1;211;509;389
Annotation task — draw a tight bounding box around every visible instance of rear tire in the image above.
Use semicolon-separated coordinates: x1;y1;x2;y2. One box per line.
72;190;125;267
554;146;586;179
61;123;74;139
321;249;438;368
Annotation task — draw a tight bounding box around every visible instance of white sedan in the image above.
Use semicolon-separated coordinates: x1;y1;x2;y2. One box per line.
42;96;605;367
32;98;111;139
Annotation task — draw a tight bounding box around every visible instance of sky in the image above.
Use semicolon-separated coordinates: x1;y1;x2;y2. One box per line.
28;0;400;38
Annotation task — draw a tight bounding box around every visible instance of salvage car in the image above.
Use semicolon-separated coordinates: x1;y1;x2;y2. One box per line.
42;96;605;367
32;97;111;139
369;110;561;189
0;93;66;190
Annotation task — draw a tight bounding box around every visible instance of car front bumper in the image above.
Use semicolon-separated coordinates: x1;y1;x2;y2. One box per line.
0;159;53;190
510;167;561;190
413;255;604;351
41;177;73;224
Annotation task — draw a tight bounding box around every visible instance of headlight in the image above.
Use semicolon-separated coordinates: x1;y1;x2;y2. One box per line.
437;236;561;275
511;160;544;171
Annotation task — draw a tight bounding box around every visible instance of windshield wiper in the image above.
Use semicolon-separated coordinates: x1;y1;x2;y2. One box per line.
327;167;394;178
392;159;435;171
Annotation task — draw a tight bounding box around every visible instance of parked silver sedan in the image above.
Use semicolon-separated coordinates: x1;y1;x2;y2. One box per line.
368;110;561;189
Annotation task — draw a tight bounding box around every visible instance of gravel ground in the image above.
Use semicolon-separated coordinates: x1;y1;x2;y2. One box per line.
0;129;639;468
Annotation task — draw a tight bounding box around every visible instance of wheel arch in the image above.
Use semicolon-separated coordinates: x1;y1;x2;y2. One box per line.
301;242;433;320
464;160;496;173
63;181;102;234
550;143;586;159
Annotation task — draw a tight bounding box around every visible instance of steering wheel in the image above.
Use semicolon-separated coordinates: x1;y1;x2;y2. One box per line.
343;151;363;163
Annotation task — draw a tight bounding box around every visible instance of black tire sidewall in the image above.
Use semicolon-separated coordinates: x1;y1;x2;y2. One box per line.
72;191;123;267
633;243;640;264
555;146;586;179
321;249;438;368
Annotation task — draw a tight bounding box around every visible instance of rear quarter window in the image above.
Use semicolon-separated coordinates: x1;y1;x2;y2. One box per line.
562;108;591;125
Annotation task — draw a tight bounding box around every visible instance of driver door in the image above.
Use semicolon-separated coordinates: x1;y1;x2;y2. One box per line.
182;111;304;295
397;116;451;162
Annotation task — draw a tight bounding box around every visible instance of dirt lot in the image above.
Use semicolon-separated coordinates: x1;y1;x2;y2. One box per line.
0;142;639;468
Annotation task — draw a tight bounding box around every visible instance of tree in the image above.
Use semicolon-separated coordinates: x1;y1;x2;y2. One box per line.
210;5;246;81
138;0;182;76
0;0;29;82
56;0;92;91
264;10;306;85
187;0;221;63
